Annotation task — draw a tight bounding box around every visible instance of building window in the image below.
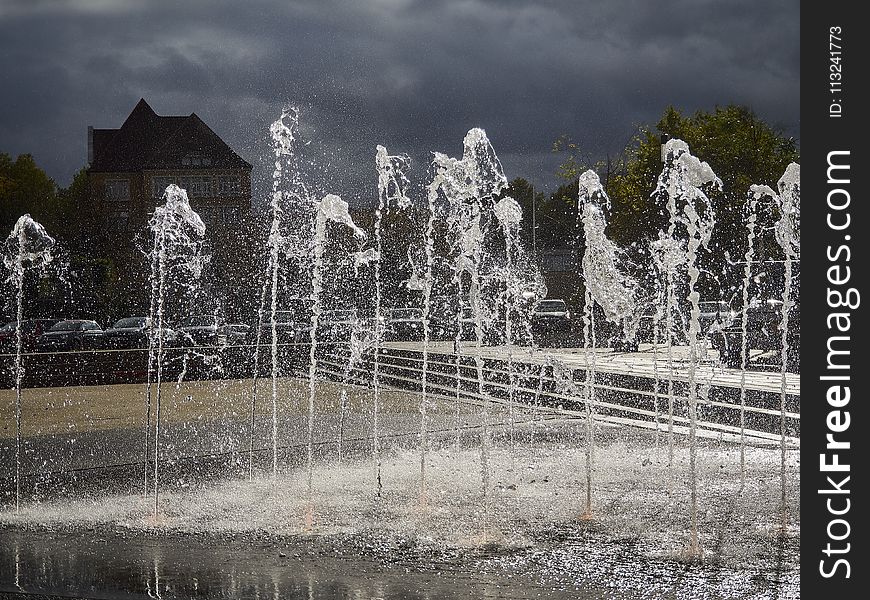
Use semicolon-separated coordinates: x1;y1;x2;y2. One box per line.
223;206;240;221
107;211;129;232
181;153;212;167
197;207;215;226
194;206;240;226
152;176;176;199
218;176;241;196
104;179;130;202
179;176;213;199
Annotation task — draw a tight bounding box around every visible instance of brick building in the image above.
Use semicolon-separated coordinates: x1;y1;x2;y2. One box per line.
87;98;252;231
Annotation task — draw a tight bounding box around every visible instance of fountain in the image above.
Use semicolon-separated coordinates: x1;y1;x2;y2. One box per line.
143;184;207;516
738;185;764;480
656;139;721;557
577;169;656;515
774;162;800;527
0;114;800;599
428;128;511;538
492;195;524;477
2;215;55;513
373;145;412;498
306;193;366;513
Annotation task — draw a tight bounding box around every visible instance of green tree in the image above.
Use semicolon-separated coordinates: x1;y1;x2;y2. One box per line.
53;167;98;247
608;105;798;250
0;153;58;235
557;104;799;298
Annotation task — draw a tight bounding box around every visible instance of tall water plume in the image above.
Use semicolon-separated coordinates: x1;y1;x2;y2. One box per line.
774;162;799;526
655;139;721;557
144;184;207;517
3;215;55;513
493;195;523;476
738;184;774;479
307;194;366;511
373;145;412;498
429;128;507;538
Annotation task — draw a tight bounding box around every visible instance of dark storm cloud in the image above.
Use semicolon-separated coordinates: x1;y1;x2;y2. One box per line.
0;0;799;203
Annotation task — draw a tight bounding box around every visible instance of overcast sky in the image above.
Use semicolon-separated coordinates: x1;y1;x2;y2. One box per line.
0;0;799;205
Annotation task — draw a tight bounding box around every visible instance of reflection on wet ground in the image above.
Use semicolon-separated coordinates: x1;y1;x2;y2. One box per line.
0;528;586;599
0;525;797;600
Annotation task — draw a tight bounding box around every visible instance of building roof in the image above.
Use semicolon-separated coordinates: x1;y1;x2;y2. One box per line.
89;98;252;172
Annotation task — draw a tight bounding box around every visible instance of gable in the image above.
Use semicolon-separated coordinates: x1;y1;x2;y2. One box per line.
89;99;251;172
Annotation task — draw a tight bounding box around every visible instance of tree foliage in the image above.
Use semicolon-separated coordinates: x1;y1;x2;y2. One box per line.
557;104;800;298
0;153;58;234
606;105;799;250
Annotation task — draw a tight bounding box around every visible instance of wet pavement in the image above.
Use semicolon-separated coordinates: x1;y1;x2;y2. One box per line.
0;523;797;599
0;378;799;599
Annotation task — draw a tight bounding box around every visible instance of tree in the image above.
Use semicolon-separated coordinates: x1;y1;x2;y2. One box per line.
0;153;58;235
557;105;800;298
611;105;797;247
53;167;98;248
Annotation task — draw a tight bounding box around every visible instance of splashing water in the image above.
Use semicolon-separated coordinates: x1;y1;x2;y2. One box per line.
575;172;610;515
249;107;318;480
655;139;720;557
307;194;367;509
3;215;55;270
337;320;376;463
144;184;207;517
373;144;412;498
580;286;596;516
493;195;523;478
577;169;649;514
419;180;437;505
737;184;775;479
429;128;508;538
650;232;686;466
266;108;298;478
775;162;799;528
3;215;55;514
578;171;641;344
428;152;468;451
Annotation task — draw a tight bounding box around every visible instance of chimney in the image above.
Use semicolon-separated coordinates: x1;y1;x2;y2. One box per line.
87;126;94;165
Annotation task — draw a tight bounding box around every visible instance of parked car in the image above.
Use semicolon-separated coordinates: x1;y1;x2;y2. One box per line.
316;309;358;344
255;309;312;372
103;316;181;350
531;299;572;346
257;310;311;344
0;318;62;353
103;316;149;349
711;298;800;371
385;307;425;341
176;315;249;348
36;320;105;352
697;300;735;337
